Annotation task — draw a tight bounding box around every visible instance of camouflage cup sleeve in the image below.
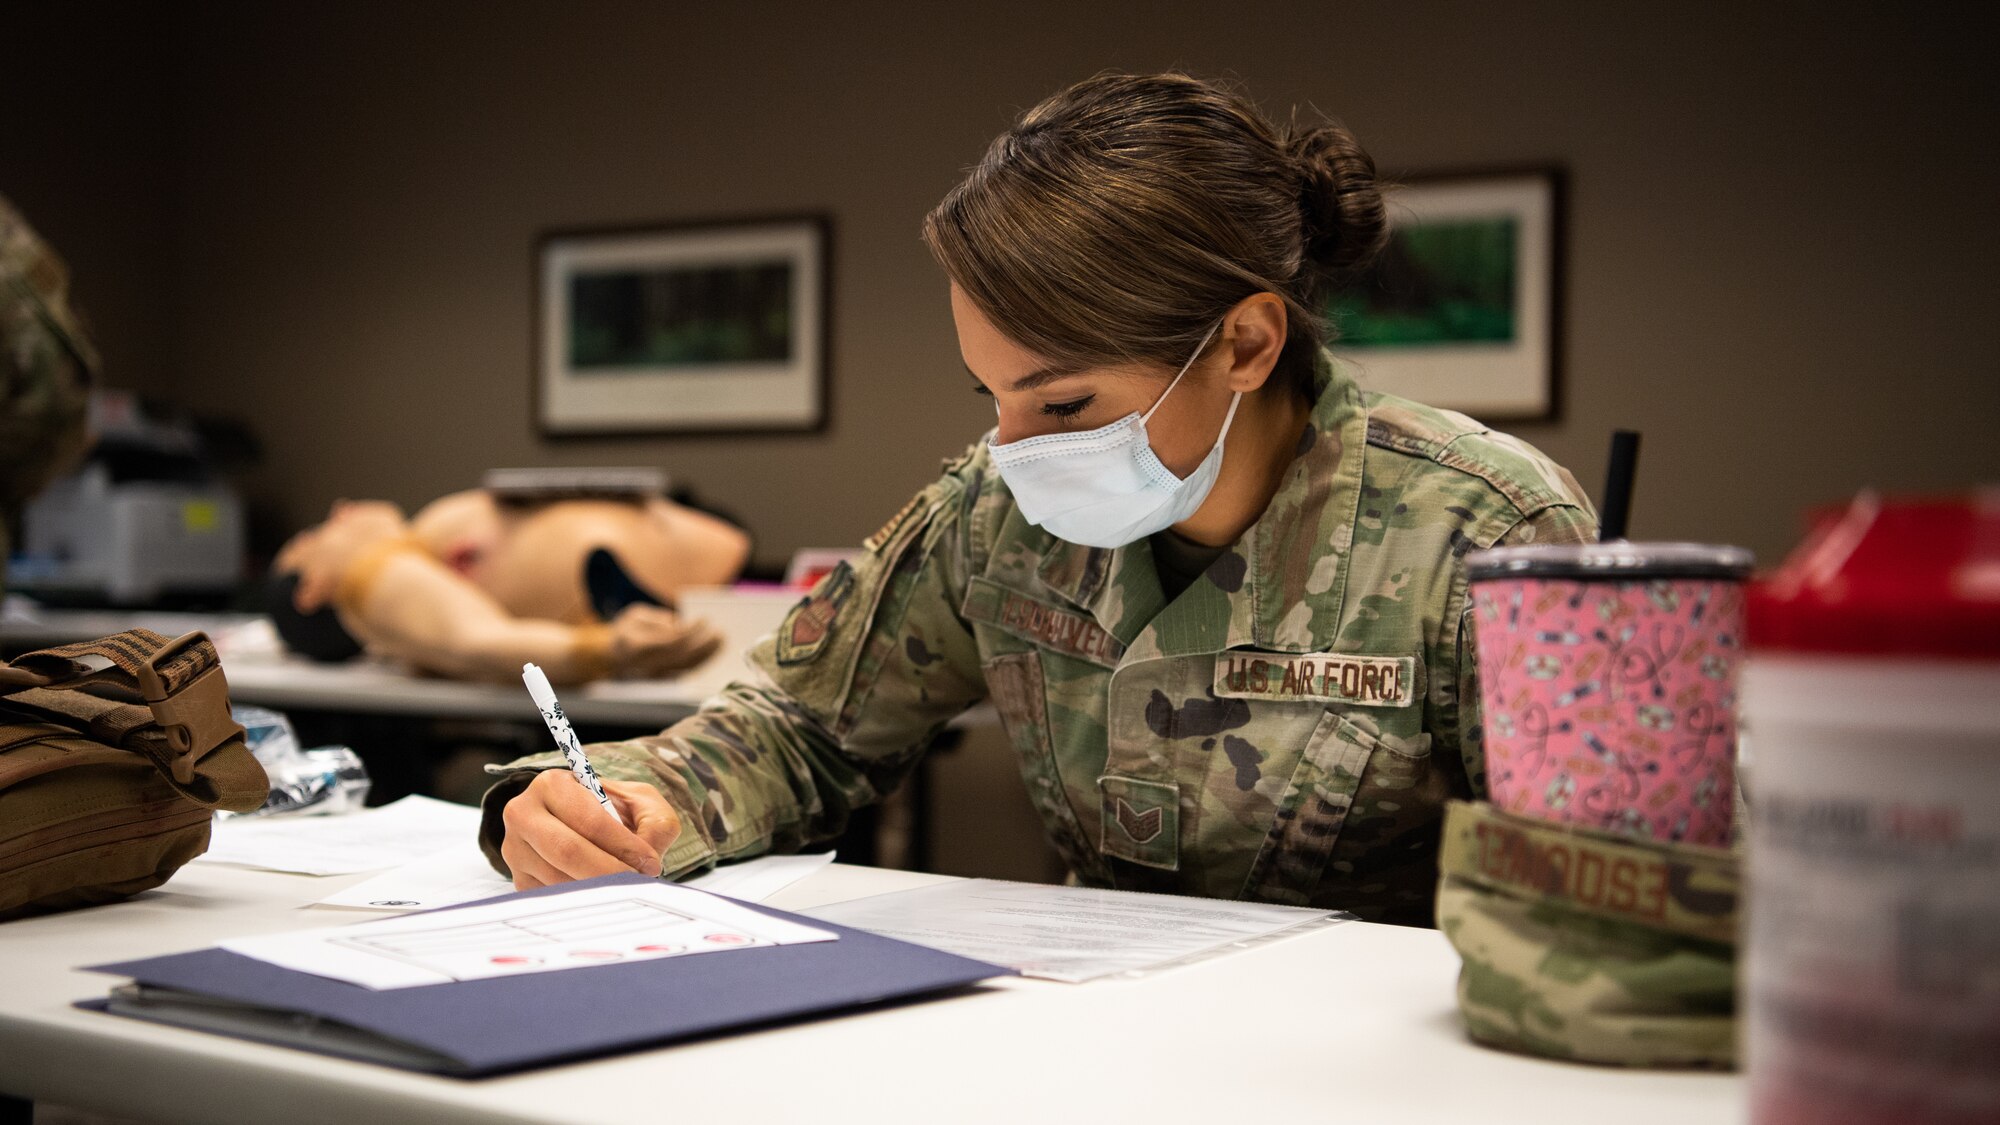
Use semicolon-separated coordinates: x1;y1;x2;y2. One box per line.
1435;800;1739;1068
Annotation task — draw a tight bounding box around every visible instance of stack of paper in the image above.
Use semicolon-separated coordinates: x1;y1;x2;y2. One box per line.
197;796;482;875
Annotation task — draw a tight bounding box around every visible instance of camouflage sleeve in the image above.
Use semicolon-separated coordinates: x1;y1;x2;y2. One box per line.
1450;501;1599;797
478;457;989;879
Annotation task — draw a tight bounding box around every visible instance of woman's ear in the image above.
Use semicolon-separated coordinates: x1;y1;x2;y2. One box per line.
1219;292;1289;393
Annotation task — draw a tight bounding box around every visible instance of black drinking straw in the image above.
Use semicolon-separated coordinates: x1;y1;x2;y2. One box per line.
1598;430;1641;541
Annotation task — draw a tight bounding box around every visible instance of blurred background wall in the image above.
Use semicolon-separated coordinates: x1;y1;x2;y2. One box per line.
3;5;176;400
5;1;1996;569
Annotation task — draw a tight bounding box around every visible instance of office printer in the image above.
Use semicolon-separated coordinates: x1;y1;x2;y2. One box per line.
14;393;245;605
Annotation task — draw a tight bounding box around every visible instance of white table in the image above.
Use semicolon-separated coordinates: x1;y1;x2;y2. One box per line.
0;863;1743;1125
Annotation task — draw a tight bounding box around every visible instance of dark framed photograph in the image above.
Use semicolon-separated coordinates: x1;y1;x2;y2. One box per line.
1327;169;1563;421
536;216;829;435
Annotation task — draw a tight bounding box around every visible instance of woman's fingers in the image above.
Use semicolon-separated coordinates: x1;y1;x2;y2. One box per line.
501;770;672;889
604;778;682;858
507;794;632;882
500;838;558;891
541;772;667;876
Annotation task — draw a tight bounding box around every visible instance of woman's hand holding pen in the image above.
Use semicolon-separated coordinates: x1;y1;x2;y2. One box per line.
500;772;682;890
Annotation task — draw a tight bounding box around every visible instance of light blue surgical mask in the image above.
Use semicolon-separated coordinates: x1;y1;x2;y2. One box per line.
988;323;1238;549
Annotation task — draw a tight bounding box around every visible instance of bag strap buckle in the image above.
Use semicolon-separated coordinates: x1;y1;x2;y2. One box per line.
136;632;234;785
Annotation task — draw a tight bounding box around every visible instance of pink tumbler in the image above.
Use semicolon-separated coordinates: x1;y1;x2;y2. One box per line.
1465;542;1754;846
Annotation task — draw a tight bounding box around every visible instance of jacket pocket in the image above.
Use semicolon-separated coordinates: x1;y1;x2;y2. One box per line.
1241;711;1433;905
983;652;1109;884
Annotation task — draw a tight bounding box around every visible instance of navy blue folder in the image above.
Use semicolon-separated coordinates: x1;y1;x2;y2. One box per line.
78;872;1013;1076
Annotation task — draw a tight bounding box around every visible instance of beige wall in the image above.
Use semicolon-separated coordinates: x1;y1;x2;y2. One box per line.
13;2;2000;568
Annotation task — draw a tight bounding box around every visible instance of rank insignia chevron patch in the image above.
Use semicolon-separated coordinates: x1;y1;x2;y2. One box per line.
1112;797;1164;844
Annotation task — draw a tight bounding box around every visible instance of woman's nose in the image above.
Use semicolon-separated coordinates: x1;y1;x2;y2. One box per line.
992;407;1039;446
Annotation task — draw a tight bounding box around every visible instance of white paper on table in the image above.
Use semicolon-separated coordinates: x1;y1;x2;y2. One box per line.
801;878;1346;982
225;882;838;989
684;851;834;903
314;849;837;913
195;795;483;876
312;849;514;911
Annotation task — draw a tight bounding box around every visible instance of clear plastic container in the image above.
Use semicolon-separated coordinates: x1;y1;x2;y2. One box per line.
224;704;371;817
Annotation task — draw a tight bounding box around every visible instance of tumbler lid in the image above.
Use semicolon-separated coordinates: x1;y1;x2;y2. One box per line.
1749;490;2000;660
1466;541;1754;582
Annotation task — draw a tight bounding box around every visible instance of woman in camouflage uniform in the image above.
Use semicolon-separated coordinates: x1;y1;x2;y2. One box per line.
484;73;1595;926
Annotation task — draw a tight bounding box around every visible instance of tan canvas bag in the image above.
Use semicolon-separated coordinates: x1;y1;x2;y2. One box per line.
0;629;269;920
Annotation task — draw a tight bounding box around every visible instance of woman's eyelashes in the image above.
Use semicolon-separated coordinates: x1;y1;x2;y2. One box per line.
968;380;1094;424
1041;396;1094;419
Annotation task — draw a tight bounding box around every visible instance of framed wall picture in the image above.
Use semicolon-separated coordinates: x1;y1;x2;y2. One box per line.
1327;169;1563;421
536;215;829;435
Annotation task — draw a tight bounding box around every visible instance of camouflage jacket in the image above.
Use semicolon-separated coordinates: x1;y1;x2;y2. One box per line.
0;194;97;581
482;356;1596;925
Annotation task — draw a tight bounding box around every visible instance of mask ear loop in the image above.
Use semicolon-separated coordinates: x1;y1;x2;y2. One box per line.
1212;385;1245;442
1141;321;1225;425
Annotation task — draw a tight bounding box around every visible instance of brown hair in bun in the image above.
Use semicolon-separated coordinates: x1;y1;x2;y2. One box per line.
924;72;1388;400
1287;120;1390;297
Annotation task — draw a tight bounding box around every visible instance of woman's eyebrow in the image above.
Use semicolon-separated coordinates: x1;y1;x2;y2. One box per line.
963;361;1086;392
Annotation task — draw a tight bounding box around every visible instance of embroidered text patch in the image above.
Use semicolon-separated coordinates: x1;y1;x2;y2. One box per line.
961;577;1125;667
1212;651;1417;707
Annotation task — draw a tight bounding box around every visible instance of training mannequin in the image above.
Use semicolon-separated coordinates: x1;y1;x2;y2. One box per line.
270;490;751;684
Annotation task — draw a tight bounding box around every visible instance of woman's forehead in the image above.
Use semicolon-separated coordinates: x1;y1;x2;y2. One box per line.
949;285;1031;370
951;284;1161;390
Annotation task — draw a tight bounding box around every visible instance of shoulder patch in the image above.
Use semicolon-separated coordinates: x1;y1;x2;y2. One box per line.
1363;393;1486;459
1434;429;1584;516
774;561;855;665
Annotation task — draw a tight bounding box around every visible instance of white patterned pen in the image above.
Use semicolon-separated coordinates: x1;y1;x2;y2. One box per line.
521;662;621;825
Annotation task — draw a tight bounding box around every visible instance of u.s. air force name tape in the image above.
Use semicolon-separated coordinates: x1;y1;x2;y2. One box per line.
1438;800;1739;944
1212;652;1416;707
